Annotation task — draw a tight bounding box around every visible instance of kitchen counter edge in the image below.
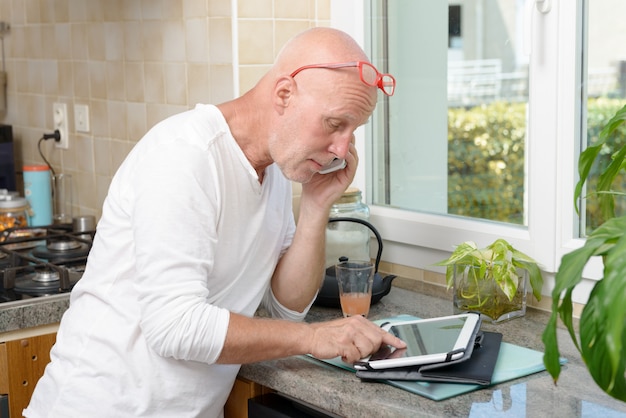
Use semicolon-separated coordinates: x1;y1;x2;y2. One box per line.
0;293;69;333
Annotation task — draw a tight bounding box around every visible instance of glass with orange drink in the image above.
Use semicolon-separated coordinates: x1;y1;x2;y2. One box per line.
335;260;374;317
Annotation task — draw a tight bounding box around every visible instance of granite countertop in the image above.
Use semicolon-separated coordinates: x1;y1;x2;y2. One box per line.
3;282;626;417
0;293;69;333
240;282;626;417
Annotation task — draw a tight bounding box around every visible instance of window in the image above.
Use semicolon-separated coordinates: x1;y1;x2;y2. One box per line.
332;0;626;303
368;0;529;223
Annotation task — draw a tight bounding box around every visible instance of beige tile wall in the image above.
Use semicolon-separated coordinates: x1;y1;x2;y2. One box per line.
0;0;329;219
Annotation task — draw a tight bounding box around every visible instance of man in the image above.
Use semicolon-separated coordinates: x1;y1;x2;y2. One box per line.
24;27;404;417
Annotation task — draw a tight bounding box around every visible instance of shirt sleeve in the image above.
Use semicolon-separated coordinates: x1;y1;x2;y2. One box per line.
129;139;230;364
260;286;314;321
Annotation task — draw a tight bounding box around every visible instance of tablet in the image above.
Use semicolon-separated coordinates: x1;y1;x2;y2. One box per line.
354;313;481;370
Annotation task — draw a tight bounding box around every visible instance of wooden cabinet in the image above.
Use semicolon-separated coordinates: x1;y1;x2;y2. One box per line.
0;324;58;418
224;377;273;418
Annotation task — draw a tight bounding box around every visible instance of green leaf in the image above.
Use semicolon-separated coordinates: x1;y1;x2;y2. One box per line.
433;241;479;267
542;313;561;384
543;216;626;386
575;104;626;216
575;143;604;214
514;259;543;301
598;103;626;140
579;233;626;401
596;145;626;221
433;241;480;288
559;287;578;352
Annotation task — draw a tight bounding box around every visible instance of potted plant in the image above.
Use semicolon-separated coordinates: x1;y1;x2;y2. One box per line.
435;239;544;323
543;103;626;402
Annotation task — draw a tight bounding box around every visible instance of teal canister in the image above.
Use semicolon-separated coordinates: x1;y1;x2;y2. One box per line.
23;165;53;226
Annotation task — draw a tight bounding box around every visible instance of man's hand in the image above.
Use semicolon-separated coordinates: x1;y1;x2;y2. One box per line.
307;315;407;364
301;141;358;214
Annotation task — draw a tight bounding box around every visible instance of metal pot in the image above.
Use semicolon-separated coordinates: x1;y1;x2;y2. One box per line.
314;217;397;308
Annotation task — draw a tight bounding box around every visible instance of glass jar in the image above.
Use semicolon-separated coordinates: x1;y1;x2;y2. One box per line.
0;195;29;232
325;188;371;268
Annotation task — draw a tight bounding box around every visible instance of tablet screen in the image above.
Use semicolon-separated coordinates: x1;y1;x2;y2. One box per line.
371;316;469;360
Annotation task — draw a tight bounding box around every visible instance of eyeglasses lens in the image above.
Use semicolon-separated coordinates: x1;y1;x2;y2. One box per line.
360;63;379;86
380;75;395;96
360;62;395;96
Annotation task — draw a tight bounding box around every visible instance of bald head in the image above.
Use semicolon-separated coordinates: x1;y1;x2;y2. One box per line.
220;27;379;183
273;28;370;75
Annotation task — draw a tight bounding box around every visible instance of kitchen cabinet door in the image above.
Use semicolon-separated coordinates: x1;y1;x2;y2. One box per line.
224;377;273;418
0;328;56;418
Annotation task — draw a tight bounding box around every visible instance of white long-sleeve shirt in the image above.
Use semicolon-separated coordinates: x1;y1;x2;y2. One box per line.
24;104;304;418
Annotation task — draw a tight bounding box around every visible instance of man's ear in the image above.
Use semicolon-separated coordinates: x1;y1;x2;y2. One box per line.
273;76;294;115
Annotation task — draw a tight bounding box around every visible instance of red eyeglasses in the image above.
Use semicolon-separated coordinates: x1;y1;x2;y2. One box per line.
289;61;396;96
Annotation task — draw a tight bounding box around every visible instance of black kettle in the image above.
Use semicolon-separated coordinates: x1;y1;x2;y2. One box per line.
314;217;397;308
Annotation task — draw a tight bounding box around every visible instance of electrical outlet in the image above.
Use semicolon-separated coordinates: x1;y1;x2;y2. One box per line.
53;102;69;149
74;103;90;133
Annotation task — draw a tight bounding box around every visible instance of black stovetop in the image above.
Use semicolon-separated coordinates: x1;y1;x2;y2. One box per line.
0;225;93;304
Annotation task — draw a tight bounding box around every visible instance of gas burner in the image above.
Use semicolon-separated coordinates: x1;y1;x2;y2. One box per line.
32;269;60;282
47;239;82;251
14;268;82;297
31;241;90;262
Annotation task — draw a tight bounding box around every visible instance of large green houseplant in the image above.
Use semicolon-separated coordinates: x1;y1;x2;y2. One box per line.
436;239;544;323
542;103;626;402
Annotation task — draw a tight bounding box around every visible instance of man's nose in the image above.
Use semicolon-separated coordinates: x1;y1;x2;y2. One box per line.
331;132;355;158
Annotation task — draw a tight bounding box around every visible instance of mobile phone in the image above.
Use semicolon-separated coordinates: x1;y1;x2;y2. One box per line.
319;158;346;174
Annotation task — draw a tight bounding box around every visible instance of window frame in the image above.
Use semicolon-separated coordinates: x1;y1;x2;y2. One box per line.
331;0;603;303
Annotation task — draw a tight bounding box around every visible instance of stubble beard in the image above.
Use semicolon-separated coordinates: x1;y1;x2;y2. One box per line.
269;133;316;184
